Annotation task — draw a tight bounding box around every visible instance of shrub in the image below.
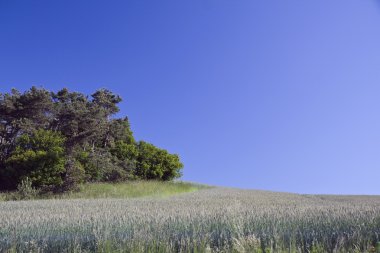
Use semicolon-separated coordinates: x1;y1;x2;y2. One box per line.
136;141;183;180
61;159;85;192
110;140;138;161
16;177;38;200
76;151;103;182
77;149;130;182
5;129;66;190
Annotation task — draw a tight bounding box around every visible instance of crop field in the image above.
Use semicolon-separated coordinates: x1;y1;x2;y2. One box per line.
0;187;380;253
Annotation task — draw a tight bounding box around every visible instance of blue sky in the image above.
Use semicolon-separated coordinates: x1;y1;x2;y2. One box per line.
1;0;380;194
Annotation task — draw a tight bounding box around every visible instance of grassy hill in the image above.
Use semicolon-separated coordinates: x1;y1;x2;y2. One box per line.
0;180;206;201
0;183;380;252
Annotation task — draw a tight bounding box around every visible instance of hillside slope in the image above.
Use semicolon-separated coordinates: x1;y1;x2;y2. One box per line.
0;181;206;201
0;187;379;252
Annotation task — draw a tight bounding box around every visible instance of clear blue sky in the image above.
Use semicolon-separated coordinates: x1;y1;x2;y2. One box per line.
1;0;380;194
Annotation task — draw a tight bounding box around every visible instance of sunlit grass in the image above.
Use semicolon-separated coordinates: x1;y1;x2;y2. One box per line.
64;180;206;199
0;181;208;201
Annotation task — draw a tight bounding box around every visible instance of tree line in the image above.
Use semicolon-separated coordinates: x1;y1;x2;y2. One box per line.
0;87;183;192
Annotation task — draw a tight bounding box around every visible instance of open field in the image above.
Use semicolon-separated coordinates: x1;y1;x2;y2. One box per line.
0;186;380;252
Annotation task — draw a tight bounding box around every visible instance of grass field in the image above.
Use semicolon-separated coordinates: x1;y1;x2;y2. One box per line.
0;181;205;201
0;183;380;252
59;180;204;199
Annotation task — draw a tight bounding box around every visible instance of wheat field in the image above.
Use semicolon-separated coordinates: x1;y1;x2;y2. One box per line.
1;187;380;252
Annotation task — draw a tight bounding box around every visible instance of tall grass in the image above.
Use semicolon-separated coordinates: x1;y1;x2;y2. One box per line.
65;180;203;199
0;187;379;252
0;181;205;201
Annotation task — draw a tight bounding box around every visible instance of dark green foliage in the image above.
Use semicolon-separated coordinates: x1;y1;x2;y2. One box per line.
78;149;131;182
0;86;184;192
91;88;122;116
51;88;109;150
60;159;85;192
108;118;135;144
0;87;53;165
75;151;103;182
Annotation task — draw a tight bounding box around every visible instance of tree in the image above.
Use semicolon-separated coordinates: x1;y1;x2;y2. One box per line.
136;141;183;180
91;88;122;117
0;87;55;190
49;88;124;189
51;88;103;151
0;86;184;192
110;140;138;161
0;87;53;165
104;117;135;148
4;129;66;190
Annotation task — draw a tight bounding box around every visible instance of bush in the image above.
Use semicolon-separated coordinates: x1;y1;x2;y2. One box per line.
76;151;103;182
136;141;183;180
78;148;137;183
61;159;85;192
16;177;38;200
5;129;66;190
110;140;138;161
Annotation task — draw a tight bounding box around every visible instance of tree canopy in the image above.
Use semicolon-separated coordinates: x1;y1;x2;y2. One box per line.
0;87;183;191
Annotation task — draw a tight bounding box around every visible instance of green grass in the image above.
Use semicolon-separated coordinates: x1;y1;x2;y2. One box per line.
0;181;208;201
64;181;206;199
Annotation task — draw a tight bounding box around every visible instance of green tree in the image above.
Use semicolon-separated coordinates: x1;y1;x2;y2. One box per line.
136;141;183;180
103;117;135;148
110;140;138;161
50;88;122;189
91;88;122;116
0;87;53;165
51;88;101;150
0;86;184;191
5;129;66;189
